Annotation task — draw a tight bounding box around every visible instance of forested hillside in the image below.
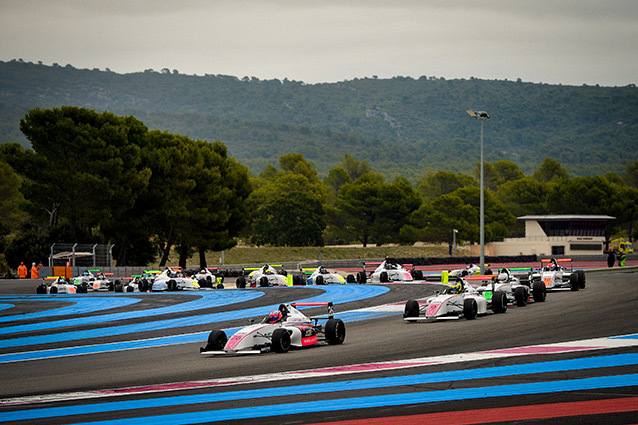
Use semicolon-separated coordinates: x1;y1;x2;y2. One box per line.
1;59;637;179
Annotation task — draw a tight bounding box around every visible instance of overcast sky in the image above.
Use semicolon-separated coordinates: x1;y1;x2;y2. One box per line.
1;0;637;87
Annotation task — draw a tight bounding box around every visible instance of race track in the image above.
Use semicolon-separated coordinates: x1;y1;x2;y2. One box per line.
0;270;637;424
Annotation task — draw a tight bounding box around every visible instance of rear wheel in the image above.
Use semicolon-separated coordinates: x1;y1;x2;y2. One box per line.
356;271;367;284
569;273;579;291
463;298;478;320
403;299;420;319
325;319;346;344
412;270;424;280
532;280;546;302
492;290;507;313
198;278;208;288
50;285;58;294
236;276;246;289
346;274;355;283
514;287;528;307
36;284;47;294
272;329;291;353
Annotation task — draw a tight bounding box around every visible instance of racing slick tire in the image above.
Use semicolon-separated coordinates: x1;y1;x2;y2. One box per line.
325;318;346;345
412;270;424;280
107;281;114;292
315;275;325;285
492;290;508;313
216;283;224;289
380;271;389;283
236;276;246;289
115;281;123;292
49;285;58;294
346;274;356;283
126;285;134;292
202;329;227;352
532;280;547;302
259;276;270;287
514;286;528;307
356;271;367;284
79;283;89;293
36;283;47;294
198;278;209;288
403;299;420;320
272;329;291;353
293;275;305;286
167;279;177;291
577;270;586;289
463;298;478;320
569;273;580;291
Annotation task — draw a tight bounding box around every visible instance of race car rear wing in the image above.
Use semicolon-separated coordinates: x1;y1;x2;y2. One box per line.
290;302;335;318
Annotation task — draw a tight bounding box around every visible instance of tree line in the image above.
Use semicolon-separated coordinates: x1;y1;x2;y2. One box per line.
1;107;637;273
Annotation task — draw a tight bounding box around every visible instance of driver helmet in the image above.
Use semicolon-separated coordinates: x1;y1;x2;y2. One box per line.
83;271;89;276
267;310;283;323
449;281;462;294
497;270;509;282
319;266;327;274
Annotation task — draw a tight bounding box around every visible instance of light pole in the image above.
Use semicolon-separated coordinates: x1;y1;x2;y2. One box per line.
466;110;490;274
452;228;458;257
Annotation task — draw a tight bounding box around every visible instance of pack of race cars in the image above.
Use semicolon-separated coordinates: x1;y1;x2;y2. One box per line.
33;257;588;355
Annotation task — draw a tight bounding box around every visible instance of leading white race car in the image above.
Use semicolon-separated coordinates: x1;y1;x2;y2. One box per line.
200;302;346;354
358;260;418;284
529;258;586;291
151;267;201;291
73;269;114;292
403;278;508;321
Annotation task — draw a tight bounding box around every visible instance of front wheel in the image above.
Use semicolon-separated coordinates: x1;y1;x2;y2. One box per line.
463;298;478;320
202;329;227;352
577;270;586;289
492;290;507;313
569;273;579;291
325;319;346;345
380;271;389;283
259;276;270;287
272;328;291;353
346;274;355;283
532;280;546;302
403;299;420;319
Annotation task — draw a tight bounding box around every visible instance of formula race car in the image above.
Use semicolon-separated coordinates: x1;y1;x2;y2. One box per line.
302;266;355;285
403;278;508;321
529;258;586;291
36;277;87;294
235;264;289;288
151;267;201;291
467;268;547;306
191;267;223;289
73;269;114;292
200;302;346;354
357;260;420;284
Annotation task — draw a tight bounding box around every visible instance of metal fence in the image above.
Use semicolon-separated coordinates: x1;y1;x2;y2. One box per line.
49;243;114;268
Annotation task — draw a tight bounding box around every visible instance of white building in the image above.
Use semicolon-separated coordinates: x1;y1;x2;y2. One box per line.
485;215;615;256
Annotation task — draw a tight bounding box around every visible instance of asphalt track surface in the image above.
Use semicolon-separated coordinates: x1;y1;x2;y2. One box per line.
0;270;637;424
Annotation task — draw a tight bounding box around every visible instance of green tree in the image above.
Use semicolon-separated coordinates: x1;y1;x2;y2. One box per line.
333;173;421;246
417;170;476;202
496;177;548;217
250;154;325;246
533;158;569;182
494;160;525;183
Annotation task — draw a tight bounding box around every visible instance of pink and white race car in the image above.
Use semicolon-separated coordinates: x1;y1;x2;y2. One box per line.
200;302;345;354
